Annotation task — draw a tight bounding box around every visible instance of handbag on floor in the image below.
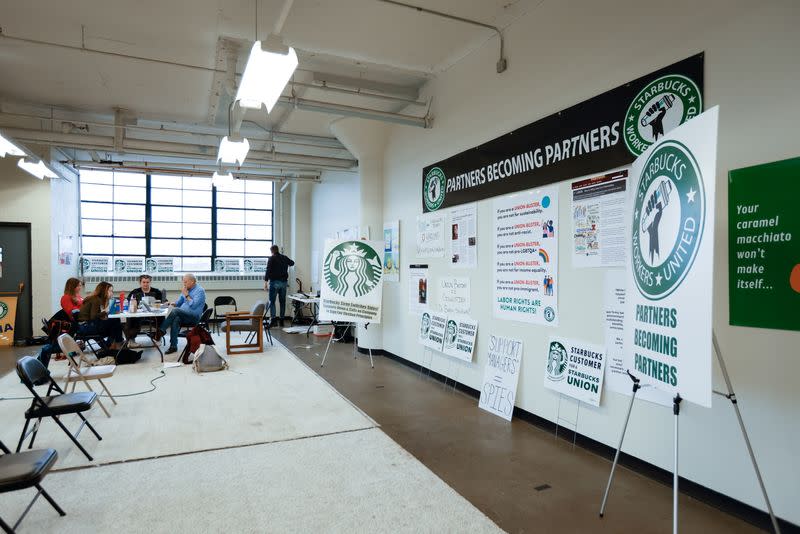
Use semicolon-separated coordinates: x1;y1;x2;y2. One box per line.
180;325;214;364
192;344;228;373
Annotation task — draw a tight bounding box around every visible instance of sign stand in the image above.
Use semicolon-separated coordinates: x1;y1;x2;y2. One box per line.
320;322;374;369
598;334;781;534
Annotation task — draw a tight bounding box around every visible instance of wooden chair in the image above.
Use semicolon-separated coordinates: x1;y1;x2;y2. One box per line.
57;334;117;418
223;301;265;355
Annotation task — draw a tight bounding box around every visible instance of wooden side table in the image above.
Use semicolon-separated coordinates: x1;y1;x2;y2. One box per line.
224;311;264;355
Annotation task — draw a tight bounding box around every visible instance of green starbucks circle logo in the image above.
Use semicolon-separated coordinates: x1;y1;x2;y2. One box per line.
0;301;8;320
631;140;704;300
214;259;225;272
544;306;556;322
546;341;568;381
145;258;157;272
423;167;446;211
624;75;702;156
444;319;457;348
324;241;382;298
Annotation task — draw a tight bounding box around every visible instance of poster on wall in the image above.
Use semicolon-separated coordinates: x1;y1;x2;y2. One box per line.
416;212;445;258
438;277;470;314
214;258;242;273
113;257;145;273
80;256;110;274
493;186;559;325
319;239;384;323
58;234;74;266
383;220;400;282
729;156;800;331
571;170;628;268
146;257;175;273
478;335;523;421
449;203;477;268
421;54;704;213
0;295;18;347
442;315;478;363
544;336;607;407
408;264;429;315
603;270;671;406
243;258;267;273
418;311;447;351
623;107;718;407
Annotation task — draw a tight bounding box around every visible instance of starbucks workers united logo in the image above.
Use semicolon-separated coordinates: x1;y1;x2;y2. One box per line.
324;241;382;298
631;140;705;300
624;75;702;157
424;167;446;211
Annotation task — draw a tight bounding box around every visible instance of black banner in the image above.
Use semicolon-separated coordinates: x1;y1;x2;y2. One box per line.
421;54;704;212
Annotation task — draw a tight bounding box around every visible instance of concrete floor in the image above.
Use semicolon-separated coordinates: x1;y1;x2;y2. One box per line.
0;336;770;533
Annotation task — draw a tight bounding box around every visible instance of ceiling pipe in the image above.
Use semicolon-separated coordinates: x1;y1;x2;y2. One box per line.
293;80;427;107
66;160;320;178
279;96;431;128
376;0;508;73
68;161;320;182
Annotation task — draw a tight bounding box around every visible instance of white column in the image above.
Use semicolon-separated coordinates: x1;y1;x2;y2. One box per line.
330;118;388;351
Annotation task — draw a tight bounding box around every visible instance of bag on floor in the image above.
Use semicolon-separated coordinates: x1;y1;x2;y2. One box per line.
192;344;228;373
180;325;214;364
115;348;142;365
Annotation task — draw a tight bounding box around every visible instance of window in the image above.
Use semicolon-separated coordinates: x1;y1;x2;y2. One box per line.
78;170;274;272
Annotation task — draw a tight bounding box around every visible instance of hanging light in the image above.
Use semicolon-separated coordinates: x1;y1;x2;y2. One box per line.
211;170;234;188
235;37;298;113
0;131;26;157
18;158;57;179
217;136;250;166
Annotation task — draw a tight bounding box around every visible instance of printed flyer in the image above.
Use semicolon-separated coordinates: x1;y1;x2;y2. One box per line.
383;220;400;282
416;212;445;258
544;336;607;406
408;264;429;315
571;170;628;268
493;186;559;325
449;203;477;268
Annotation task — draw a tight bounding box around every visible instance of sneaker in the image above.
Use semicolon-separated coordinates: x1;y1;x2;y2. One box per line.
165;346;178;355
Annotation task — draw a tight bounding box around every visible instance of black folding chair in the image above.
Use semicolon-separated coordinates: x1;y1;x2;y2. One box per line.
178;306;213;339
262;310;274;347
0;439;65;533
211;296;237;334
15;356;103;462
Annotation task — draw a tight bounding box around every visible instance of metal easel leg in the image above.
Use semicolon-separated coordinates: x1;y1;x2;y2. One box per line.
320;326;336;368
673;394;682;534
368;348;374;368
600;371;641;517
712;333;781;534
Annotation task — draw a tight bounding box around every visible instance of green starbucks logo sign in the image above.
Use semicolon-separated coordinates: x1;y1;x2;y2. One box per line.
624;75;702;156
0;301;8;320
324;241;382;298
631;140;704;300
444;319;457;348
546;341;568;381
424;167;446;211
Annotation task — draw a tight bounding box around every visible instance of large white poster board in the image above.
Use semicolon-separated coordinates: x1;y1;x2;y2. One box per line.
571;170;628;268
449;203;477;268
438;277;470;314
493;186;559;325
442;315;478;362
416;212;445;258
478;335;523;421
418;311;447;351
544;336;607;407
319;239;384;324
623;107;718;407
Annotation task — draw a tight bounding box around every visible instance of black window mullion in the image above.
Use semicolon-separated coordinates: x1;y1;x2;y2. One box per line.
211;184;217;266
145;174;152;258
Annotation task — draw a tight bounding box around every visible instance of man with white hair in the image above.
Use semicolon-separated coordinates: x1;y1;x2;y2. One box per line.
154;273;206;354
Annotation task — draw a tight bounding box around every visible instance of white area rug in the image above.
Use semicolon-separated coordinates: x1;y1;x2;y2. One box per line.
0;428;502;533
0;338;375;469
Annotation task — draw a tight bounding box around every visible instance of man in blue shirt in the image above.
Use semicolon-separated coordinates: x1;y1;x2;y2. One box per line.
154;273;206;354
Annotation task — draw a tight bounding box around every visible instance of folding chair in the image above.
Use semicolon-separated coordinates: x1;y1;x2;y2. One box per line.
57;334;117;418
178;306;213;339
15;356;103;462
0;439;65;533
262;311;274;347
211;296;237;334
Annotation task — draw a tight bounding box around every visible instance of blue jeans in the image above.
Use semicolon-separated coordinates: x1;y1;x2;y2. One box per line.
268;280;288;320
160;308;199;349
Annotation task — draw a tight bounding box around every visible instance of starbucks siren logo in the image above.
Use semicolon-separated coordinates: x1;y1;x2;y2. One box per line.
423;167;446;211
324;241;382;298
420;312;431;337
444;319;458;348
145;258;157;272
546;341;568;381
624;74;702;156
631;140;704;300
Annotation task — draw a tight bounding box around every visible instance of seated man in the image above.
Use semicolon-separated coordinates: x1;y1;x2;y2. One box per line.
125;274;164;348
154;273;206;354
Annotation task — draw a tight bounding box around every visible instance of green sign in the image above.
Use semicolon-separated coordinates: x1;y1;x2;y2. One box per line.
729;156;800;330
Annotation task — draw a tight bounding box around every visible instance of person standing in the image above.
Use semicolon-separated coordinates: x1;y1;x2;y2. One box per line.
264;245;294;326
154;273;206;354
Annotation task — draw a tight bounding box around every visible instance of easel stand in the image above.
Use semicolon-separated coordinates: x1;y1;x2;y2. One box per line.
598;333;782;534
320;322;374;369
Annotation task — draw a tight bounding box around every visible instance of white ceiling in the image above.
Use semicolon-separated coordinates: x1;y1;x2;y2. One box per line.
0;0;541;176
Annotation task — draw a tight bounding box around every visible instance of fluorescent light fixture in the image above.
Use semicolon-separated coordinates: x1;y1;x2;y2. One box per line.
0;132;26;157
236;40;298;113
18;158;57;179
217;136;250;165
211;171;234;188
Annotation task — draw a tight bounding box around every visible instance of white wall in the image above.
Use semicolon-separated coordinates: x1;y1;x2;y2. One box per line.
379;0;800;524
309;170;360;290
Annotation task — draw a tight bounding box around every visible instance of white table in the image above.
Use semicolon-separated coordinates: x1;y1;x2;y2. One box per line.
287;294;320;335
108;308;171;361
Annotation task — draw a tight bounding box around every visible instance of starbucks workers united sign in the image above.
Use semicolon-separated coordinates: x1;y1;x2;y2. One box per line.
319;240;385;324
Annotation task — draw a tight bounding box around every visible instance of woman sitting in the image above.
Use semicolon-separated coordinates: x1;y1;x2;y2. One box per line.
60;277;84;319
77;281;124;350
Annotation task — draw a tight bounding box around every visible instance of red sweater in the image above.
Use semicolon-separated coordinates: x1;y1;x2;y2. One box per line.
61;294;83;317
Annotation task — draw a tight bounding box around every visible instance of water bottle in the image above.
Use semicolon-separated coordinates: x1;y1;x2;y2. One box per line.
120;292;127;313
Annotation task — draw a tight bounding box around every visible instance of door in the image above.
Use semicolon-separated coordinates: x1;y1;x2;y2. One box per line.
0;223;33;342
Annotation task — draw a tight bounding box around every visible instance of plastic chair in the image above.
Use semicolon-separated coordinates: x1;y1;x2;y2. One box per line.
15;356;103;461
0;439;65;533
57;334;117;418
